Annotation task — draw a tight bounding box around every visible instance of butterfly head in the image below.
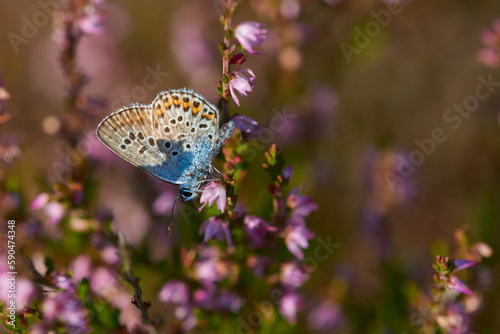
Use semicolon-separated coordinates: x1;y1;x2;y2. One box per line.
179;184;198;201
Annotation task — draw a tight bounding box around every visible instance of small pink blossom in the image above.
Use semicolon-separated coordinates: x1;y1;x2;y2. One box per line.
199;217;233;247
234;21;267;55
229;69;255;106
243;215;276;248
198;181;226;213
70;255;93;284
45;201;65;226
285;218;315;260
448;276;472;295
280;262;309;290
287;192;319;218
30;192;50;210
307;302;343;332
454;259;476;272
279;292;302;324
159;280;190;305
232;115;259;135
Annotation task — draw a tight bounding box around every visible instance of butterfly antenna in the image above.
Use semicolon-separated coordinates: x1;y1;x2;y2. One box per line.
212;166;224;176
168;194;181;237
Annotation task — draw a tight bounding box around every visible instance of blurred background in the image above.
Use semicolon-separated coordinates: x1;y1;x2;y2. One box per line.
1;0;500;332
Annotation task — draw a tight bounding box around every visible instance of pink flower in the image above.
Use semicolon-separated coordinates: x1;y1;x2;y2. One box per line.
43;291;91;333
232;115;259;135
235;21;268;55
287;192;319;218
307;302;343;332
45;201;65;226
70;255;93;284
453;259;476;272
284;218;315;260
199;217;233;247
198;181;226;213
280;262;309;290
159;280;190;305
279;293;302;324
229;69;255;106
30;193;50;210
448;276;472;295
16;279;38;312
243;215;276;248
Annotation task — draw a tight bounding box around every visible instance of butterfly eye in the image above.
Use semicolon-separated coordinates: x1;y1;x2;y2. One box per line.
181;189;193;200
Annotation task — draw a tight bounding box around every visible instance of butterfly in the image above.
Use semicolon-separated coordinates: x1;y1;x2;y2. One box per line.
96;88;234;203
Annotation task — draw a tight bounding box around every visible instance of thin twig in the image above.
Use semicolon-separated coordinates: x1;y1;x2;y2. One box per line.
118;233;158;333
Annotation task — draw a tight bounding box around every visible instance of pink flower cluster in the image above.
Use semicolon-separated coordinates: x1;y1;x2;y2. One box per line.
228;21;268;106
478;19;500;68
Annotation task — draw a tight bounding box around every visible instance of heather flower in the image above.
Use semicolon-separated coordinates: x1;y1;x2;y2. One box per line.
232;115;259;136
284;218;315;260
45;201;65;226
246;255;270;278
307;302;343;332
282;166;294;183
198;181;227;213
243;215;276;248
43;291;91;333
448;276;472;295
159;280;190;305
478;20;500;68
229;53;247;65
216;290;244;312
229;69;255;106
279;292;302;324
234;21;267;55
90;267;119;296
70;255;93;284
287;193;319;217
53;274;77;292
193;289;213;309
78;5;105;35
15;279;38;312
199;217;233;247
30;192;50;210
280;262;309;290
31;193;65;226
454;259;476;272
195;258;228;284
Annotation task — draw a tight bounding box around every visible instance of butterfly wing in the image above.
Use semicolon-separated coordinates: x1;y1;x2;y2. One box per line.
96;104;185;184
150;89;221;178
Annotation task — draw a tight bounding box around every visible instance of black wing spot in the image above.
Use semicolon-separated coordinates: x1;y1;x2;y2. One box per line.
148;138;155;146
129;132;136;140
120;144;127;150
124;138;132;145
164;142;171;149
186;122;190;127
199;124;208;129
138;132;145;140
208;135;213;140
193;101;200;108
139;146;147;154
172;151;179;156
183;97;189;103
164;126;171;133
186;144;191;149
170;119;176;125
191;127;196;133
178;116;183;122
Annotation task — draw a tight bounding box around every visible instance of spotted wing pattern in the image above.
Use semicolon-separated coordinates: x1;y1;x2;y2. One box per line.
96;104;184;184
150;89;221;178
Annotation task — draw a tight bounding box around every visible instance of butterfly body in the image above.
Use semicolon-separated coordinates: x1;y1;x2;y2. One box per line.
97;88;234;201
